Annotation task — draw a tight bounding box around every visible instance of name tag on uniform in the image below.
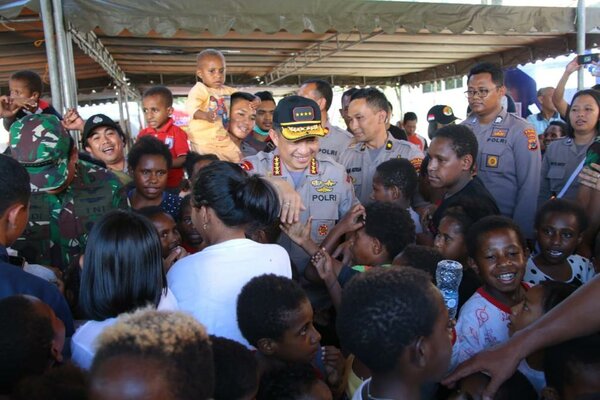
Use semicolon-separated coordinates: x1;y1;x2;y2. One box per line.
491;129;508;138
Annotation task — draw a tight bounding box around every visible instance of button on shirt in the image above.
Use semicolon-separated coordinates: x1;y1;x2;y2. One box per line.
242;150;358;271
338;133;424;204
462;108;541;238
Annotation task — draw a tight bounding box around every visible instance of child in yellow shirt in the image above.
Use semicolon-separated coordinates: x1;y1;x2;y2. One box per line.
185;49;240;162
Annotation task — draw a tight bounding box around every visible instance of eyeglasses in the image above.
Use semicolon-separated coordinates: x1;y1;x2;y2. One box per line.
464;87;499;98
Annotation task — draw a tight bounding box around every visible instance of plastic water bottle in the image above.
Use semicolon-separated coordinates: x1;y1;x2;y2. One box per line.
436;260;463;320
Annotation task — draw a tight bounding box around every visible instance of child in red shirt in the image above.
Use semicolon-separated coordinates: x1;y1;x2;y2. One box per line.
139;86;189;190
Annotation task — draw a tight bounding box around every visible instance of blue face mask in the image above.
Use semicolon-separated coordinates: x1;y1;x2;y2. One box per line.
253;125;270;136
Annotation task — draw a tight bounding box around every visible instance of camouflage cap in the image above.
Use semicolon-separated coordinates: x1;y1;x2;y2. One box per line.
10;114;71;193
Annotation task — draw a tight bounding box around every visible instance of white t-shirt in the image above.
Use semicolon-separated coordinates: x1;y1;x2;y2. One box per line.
71;288;178;370
167;238;292;347
524;255;595;287
452;287;517;367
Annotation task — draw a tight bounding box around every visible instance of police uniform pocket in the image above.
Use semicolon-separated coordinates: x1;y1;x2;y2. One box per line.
547;165;566;180
310;207;338;243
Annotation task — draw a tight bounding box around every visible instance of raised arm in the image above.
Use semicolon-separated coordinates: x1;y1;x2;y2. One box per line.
553;56;580;118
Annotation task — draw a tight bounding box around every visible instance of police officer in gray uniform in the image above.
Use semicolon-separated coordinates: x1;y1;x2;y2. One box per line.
339;88;424;205
242;95;358;273
298;79;354;162
462;63;541;239
538;137;589;205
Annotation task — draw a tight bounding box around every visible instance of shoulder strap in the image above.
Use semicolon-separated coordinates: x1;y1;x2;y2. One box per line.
557;158;585;198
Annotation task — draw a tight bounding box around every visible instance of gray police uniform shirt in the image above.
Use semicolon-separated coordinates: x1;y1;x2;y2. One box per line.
242;150;358;272
538;137;588;206
318;122;354;162
462;108;541;238
338;132;424;204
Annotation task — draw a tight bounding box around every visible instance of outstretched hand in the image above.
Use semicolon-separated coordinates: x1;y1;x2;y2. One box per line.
565;56;581;75
62;108;85;131
578;163;600;191
281;217;312;247
442;340;522;400
270;179;306;224
334;204;366;236
311;248;337;287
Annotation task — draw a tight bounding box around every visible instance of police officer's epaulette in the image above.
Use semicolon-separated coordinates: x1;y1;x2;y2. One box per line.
310;157;318;175
272;155;282;176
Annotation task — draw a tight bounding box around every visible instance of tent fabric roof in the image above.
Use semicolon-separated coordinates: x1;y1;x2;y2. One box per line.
33;1;600;36
0;1;599;90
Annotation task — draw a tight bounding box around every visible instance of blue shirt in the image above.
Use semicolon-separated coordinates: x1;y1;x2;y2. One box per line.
0;245;74;336
526;112;563;135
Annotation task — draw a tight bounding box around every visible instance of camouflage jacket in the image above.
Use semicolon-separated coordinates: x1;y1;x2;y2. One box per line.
12;160;129;271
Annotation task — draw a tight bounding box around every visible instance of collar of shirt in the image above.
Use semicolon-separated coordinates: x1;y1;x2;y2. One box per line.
271;150;319;178
147;117;175;135
536;111;560;121
469;107;507;125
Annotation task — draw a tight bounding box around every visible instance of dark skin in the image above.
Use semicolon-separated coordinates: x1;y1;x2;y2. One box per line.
532;212;583;282
470;228;527;308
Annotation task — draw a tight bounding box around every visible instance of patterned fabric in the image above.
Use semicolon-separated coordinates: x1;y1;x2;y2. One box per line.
524;255;595;287
584;135;600;167
12;160;129;271
10;114;71;192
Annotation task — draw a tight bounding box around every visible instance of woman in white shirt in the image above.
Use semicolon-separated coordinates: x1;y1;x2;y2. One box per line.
168;161;292;347
72;210;177;369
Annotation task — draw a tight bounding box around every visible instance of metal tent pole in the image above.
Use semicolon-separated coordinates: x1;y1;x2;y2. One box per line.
52;0;74;111
577;0;586;90
39;0;62;112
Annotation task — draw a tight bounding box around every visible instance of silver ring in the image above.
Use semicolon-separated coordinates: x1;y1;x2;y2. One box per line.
283;201;291;206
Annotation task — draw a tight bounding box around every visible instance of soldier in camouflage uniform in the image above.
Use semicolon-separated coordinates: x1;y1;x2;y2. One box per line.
9;114;129;271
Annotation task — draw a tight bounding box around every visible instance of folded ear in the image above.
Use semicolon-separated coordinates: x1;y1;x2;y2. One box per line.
257;338;276;356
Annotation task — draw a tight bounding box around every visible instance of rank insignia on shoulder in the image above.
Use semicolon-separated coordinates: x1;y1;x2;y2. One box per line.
523;128;538;151
310;157;318;175
486;154;499;168
272;155;282;176
240;160;254;172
